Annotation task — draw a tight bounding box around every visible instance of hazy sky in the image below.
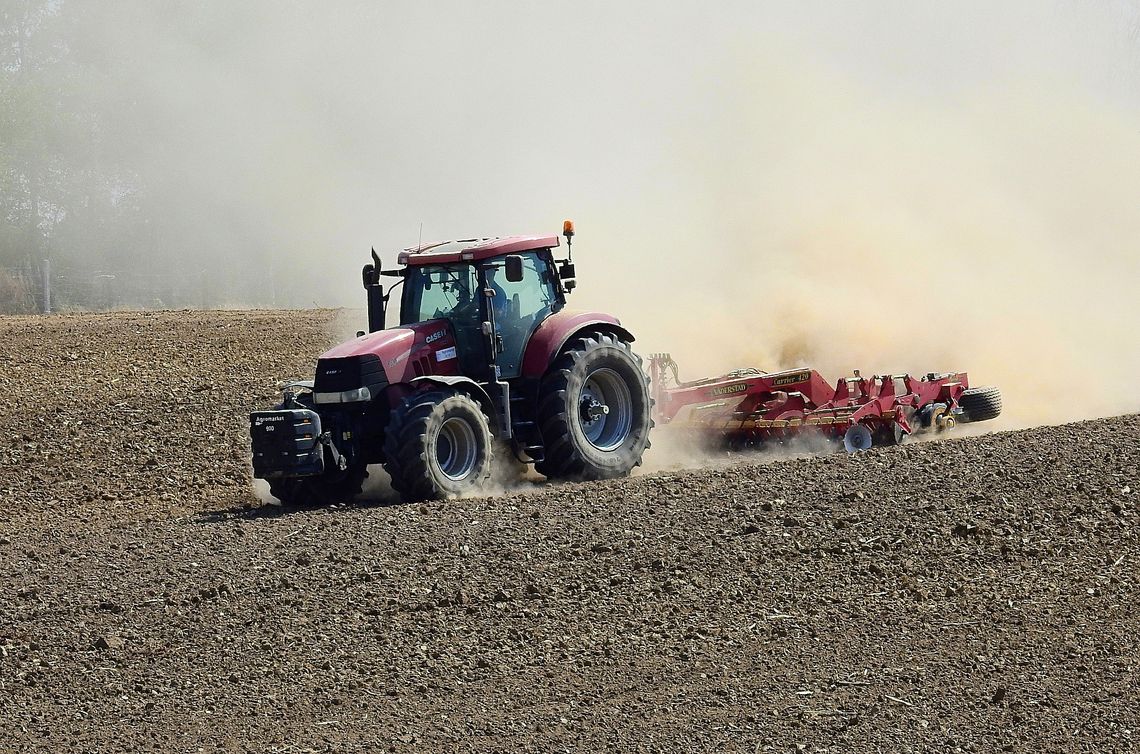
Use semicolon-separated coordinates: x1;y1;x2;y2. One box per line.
68;1;1140;423
78;2;1138;277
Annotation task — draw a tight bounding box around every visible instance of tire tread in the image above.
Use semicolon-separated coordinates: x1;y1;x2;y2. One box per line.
959;385;1003;423
383;389;493;502
534;331;653;481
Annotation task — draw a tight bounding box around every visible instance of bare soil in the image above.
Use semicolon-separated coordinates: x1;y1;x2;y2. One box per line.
1;310;1137;753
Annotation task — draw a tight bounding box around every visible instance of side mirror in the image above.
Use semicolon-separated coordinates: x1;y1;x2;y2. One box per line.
504;254;524;283
559;263;576;280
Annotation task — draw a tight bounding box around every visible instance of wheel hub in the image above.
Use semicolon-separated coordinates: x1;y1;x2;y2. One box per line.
577;368;634;452
580;396;610;424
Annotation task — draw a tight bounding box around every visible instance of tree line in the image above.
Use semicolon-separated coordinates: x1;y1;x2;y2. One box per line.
0;0;318;313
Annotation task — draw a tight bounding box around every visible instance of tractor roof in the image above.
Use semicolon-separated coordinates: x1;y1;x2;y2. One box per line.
397;235;560;266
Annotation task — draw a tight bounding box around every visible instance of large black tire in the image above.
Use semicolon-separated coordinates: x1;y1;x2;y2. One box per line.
534;331;652;481
958;385;1003;423
383;390;493;502
266;393;368;506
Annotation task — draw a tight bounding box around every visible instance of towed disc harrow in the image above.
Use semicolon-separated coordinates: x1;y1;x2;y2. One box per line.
648;354;1002;452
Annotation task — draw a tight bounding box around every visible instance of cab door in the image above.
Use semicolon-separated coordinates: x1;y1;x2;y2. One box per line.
485;251;561;379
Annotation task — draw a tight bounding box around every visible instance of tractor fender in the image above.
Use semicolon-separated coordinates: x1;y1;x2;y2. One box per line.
520;310;636;379
407;375;498;428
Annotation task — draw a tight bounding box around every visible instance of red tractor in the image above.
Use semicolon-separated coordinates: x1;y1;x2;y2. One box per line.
250;222;653;504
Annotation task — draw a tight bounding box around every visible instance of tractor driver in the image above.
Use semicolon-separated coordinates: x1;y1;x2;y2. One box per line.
433;270;485;375
448;280;479;325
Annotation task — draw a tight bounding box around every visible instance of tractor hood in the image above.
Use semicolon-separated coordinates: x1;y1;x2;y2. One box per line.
311;320;459;402
320;326;417;365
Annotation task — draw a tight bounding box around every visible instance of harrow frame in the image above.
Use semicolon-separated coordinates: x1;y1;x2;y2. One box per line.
648;354;981;451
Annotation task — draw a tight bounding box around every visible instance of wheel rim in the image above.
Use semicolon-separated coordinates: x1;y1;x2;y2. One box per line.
578;367;633;452
436;416;478;480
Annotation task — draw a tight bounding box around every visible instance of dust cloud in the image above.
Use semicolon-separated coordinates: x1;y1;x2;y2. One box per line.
38;1;1140;431
569;4;1140;431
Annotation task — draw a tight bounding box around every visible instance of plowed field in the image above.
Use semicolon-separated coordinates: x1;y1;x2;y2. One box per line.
1;310;1136;753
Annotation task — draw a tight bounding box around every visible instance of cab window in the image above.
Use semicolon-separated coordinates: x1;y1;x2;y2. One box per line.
401;264;479;327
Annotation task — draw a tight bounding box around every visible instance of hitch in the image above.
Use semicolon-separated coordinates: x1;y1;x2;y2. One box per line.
318;431;348;471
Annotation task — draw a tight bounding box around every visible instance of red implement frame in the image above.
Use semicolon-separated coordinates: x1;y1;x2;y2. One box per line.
648;354;970;449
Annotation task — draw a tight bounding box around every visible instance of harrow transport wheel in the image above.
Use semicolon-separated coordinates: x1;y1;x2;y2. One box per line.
535;331;652;481
958;386;1003;423
383;389;493;502
269;464;368;507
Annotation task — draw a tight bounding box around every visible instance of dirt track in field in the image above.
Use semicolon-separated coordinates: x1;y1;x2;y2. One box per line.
1;310;1137;753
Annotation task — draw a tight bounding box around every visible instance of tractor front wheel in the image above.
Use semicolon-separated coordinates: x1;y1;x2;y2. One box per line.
535;331;652;481
383;390;493;502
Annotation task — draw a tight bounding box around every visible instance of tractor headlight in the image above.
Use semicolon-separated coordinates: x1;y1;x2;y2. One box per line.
313;386;373;404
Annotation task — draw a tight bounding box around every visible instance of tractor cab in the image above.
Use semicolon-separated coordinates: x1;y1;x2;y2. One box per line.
365;234;575;380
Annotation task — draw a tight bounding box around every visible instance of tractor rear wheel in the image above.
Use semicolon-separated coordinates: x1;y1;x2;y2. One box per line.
383;389;493;502
535;331;652;481
958;386;1003;423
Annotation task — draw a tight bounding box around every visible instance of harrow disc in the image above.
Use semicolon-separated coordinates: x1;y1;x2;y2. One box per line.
843;423;873;453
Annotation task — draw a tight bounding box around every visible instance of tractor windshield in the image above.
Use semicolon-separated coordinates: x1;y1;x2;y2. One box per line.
401;264;479;327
